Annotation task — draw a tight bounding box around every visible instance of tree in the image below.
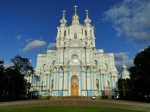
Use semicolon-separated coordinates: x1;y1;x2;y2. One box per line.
0;60;4;74
11;55;34;76
0;60;5;98
11;55;34;97
129;46;150;99
4;67;26;98
0;56;34;100
118;78;133;99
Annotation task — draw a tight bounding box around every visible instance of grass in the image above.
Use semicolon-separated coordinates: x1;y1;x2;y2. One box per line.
0;107;142;112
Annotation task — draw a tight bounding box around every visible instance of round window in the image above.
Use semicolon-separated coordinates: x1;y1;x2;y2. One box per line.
72;55;78;63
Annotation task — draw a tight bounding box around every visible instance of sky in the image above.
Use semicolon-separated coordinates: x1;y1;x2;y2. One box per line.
0;0;150;74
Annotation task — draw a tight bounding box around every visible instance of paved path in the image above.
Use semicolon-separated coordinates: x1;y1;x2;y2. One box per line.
0;99;150;111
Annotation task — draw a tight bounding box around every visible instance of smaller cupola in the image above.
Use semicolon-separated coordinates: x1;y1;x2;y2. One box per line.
84;9;91;26
72;5;80;24
121;60;130;79
60;10;67;27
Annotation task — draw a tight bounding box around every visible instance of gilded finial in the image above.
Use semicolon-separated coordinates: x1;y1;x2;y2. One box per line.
85;9;89;18
62;10;66;18
86;9;89;13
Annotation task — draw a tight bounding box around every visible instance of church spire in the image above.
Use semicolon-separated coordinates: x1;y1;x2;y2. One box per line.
60;10;67;27
74;5;77;14
122;60;127;70
72;5;80;24
84;9;91;26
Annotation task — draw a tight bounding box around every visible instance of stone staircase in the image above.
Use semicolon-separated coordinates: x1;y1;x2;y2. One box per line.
63;96;86;99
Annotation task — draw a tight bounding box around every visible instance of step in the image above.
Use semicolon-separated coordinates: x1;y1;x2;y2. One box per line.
63;96;86;99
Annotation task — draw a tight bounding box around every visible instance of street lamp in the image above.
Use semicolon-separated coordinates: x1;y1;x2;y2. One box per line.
84;46;88;99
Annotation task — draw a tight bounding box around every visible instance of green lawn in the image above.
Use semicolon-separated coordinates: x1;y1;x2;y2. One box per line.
0;107;142;112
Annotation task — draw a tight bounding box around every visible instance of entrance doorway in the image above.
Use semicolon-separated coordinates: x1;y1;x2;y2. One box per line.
71;75;79;96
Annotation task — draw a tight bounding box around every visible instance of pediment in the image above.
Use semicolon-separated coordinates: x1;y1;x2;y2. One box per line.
71;42;79;47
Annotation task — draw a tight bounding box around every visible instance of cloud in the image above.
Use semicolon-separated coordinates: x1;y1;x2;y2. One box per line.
4;61;13;68
47;43;56;50
114;52;134;74
104;0;150;44
115;59;134;74
125;60;134;68
22;40;46;51
16;35;21;40
139;48;144;52
114;52;129;61
25;38;32;43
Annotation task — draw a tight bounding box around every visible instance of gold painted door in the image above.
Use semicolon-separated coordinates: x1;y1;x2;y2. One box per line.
71;75;79;96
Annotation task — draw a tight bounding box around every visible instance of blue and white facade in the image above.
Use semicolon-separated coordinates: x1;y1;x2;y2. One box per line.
32;6;118;98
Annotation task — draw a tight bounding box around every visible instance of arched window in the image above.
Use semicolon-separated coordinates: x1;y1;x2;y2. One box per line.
90;30;92;36
43;64;46;72
105;63;108;70
95;60;98;66
108;81;110;88
96;79;99;91
53;61;56;69
74;33;77;39
87;66;91;72
41;81;43;91
85;30;87;36
51;79;54;90
64;30;66;36
59;30;61;37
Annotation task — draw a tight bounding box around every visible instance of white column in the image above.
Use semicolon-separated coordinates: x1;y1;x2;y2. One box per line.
92;73;94;90
87;75;90;90
93;73;96;90
46;74;49;90
111;75;114;89
49;72;51;95
64;68;68;89
98;72;101;92
104;74;107;87
115;76;118;89
59;75;62;90
102;74;105;90
54;73;56;90
82;68;86;90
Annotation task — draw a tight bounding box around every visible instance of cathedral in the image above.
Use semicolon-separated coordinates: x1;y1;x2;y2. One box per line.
31;6;118;99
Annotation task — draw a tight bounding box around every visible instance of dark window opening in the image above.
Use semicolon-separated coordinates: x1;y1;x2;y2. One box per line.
74;33;77;39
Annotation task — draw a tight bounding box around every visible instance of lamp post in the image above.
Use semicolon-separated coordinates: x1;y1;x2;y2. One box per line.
38;75;41;98
84;47;88;99
60;47;65;99
49;69;52;99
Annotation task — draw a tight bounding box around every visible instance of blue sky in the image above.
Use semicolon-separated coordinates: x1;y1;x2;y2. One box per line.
0;0;150;74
